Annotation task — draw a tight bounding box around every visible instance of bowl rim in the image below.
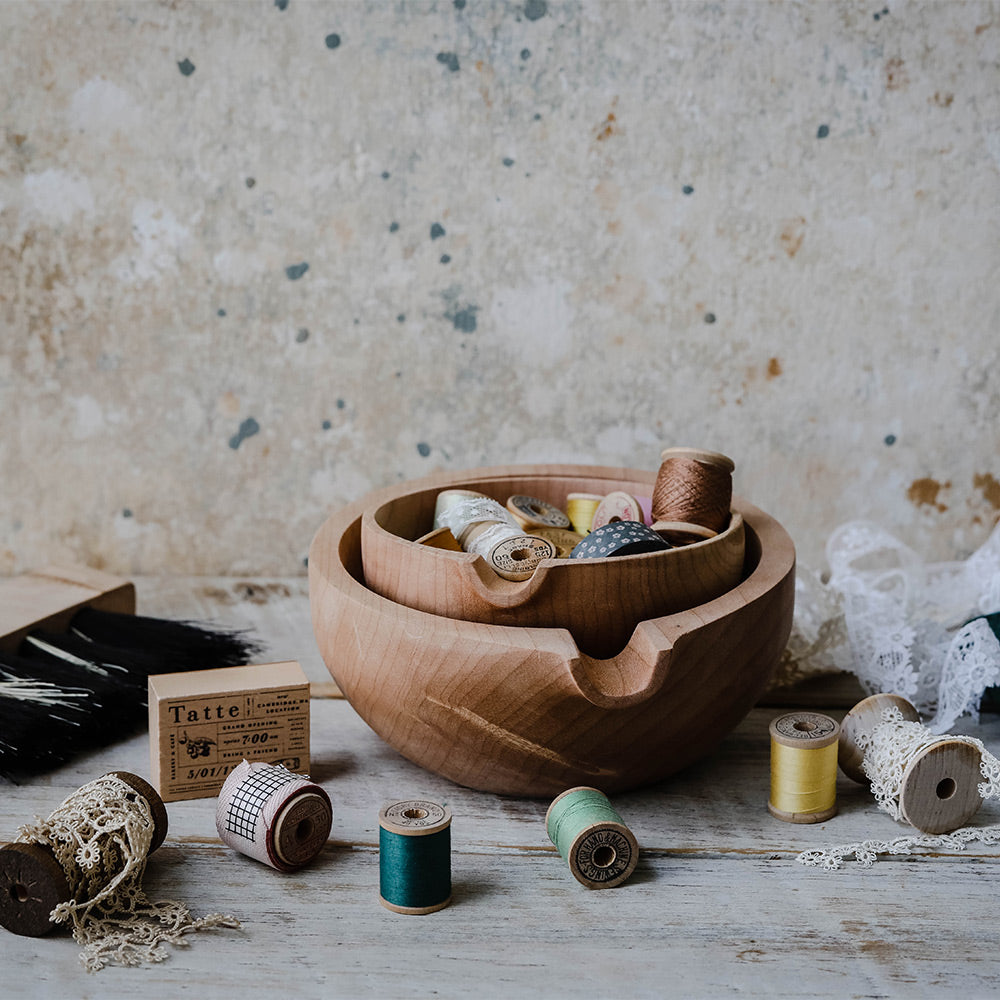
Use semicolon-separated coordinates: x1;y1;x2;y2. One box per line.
309;462;795;651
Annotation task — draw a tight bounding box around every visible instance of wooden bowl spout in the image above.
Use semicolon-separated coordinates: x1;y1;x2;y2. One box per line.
309;464;794;797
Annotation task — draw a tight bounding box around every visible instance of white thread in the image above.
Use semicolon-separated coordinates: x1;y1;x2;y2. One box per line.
797;826;1000;870
437;497;518;543
858;706;1000;821
0;678;89;707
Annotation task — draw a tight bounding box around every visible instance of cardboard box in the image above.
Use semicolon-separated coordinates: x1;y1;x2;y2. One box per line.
148;661;310;802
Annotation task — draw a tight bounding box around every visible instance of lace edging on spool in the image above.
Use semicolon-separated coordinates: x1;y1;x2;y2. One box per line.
798;704;1000;870
15;773;239;971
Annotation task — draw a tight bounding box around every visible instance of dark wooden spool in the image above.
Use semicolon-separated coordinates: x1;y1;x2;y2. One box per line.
0;771;168;937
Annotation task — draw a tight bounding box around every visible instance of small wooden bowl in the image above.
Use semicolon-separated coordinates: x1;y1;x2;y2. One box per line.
309;464;795;797
360;466;745;658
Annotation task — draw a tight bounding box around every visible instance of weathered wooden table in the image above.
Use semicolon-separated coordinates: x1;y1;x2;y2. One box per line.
5;578;1000;998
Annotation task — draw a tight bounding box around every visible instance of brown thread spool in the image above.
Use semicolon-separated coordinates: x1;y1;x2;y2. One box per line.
0;771;168;937
651;447;734;541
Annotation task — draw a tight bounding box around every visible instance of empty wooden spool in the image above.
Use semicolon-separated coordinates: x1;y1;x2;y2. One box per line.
360;465;746;659
308;463;795;797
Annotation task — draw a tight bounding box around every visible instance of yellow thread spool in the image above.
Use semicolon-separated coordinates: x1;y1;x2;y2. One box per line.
566;493;602;535
768;712;839;824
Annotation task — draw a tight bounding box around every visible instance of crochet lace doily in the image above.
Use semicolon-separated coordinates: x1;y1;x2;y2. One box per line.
777;520;1000;733
15;773;239;972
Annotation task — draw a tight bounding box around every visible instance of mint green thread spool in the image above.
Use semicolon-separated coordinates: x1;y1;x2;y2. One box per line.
378;799;452;915
546;786;639;889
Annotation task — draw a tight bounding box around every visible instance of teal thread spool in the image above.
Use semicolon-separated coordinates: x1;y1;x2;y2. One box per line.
378;800;452;914
545;786;639;889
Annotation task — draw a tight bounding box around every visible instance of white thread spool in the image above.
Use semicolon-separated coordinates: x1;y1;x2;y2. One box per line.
433;489;487;530
216;760;332;872
436;496;555;581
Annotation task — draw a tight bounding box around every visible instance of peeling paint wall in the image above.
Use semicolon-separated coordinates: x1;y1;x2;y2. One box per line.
1;0;998;576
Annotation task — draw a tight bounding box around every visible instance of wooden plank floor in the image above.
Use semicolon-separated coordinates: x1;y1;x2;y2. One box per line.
4;577;1000;998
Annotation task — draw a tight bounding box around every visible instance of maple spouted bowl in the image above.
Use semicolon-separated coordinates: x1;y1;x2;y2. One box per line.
308;464;795;797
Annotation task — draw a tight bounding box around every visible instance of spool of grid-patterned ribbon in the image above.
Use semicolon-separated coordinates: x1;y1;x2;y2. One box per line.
215;760;332;872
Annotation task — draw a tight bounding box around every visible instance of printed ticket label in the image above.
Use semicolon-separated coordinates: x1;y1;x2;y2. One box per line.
149;661;310;802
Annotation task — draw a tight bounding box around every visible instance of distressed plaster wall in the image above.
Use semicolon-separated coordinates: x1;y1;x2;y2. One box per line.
0;0;998;577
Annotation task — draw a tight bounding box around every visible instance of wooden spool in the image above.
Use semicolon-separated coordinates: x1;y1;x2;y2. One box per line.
357;466;746;660
838;693;920;784
308;463;795;797
768;712;839;824
545;787;639;889
505;495;571;531
530;526;586;559
652;447;734;541
0;771;167;937
590;491;645;531
839;693;984;835
271;792;333;871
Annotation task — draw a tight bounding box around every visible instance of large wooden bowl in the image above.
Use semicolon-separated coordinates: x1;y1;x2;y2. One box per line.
308;464;795;797
360;467;745;659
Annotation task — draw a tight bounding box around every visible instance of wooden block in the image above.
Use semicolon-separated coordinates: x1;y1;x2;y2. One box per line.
0;565;135;653
148;661;310;802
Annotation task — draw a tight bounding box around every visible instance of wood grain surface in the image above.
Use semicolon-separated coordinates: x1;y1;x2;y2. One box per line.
2;577;999;999
310;466;794;796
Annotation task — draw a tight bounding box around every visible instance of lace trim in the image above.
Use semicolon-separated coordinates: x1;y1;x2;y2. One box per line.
777;520;1000;732
797;826;1000;870
15;774;239;972
798;706;1000;869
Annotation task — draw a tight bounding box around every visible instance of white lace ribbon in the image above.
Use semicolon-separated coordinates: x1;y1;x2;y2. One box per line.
797;705;1000;869
781;520;1000;732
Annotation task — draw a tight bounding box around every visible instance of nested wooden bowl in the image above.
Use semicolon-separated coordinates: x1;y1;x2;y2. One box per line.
360;466;745;659
308;464;795;797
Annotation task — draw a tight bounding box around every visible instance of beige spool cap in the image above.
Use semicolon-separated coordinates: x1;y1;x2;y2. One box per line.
506;494;571;530
898;739;984;835
545;787;639;890
272;791;333;869
462;522;556;581
659;446;735;473
768;712;840;824
530;526;586;558
651;520;718;544
839;693;920;784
